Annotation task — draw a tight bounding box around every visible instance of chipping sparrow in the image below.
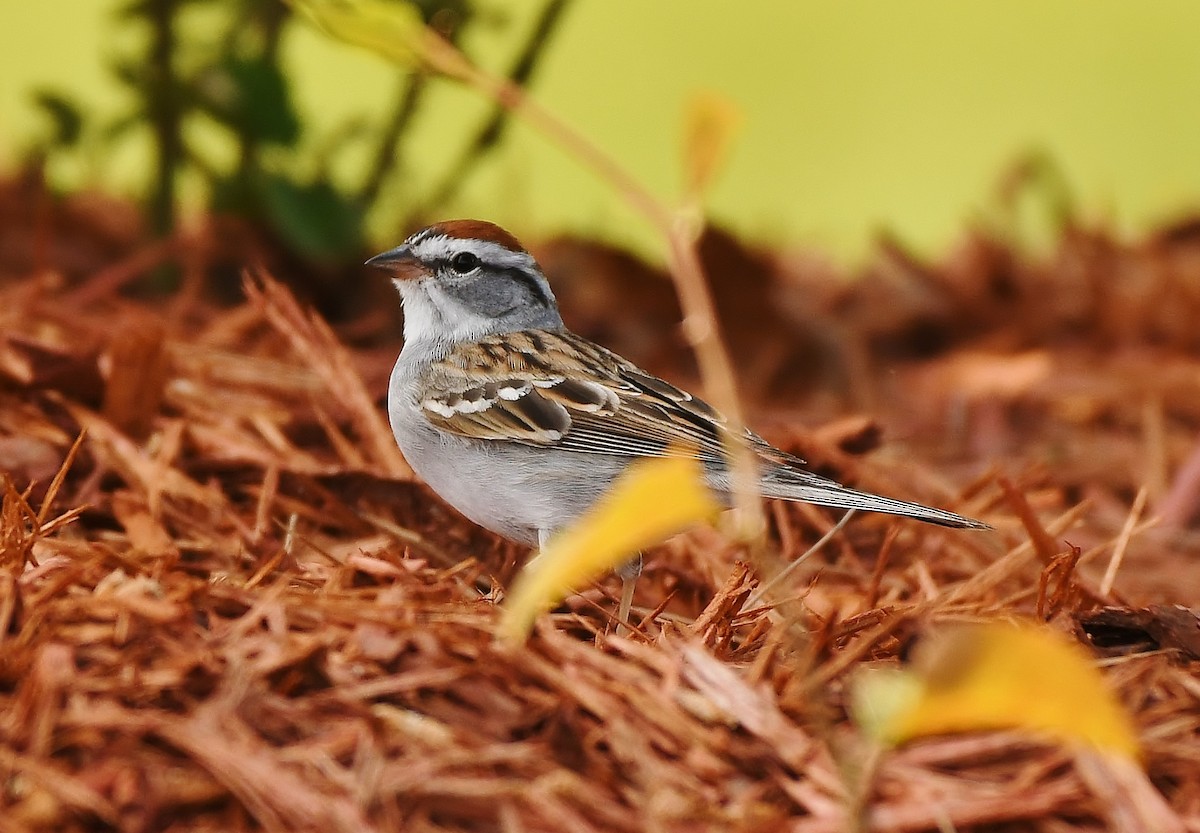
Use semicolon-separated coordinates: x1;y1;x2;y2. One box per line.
368;220;988;624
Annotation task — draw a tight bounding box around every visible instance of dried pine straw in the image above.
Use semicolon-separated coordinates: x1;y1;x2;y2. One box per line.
2;186;1200;831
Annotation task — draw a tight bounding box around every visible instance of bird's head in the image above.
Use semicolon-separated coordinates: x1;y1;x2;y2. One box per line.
367;220;562;346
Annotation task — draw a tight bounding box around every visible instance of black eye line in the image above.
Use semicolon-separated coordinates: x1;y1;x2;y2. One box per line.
434;256;551;308
499;265;553;308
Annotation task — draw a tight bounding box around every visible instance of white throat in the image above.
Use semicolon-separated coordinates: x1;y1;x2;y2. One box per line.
396;280;500;355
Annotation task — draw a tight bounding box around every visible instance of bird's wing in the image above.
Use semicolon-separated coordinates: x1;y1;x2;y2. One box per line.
419;329;988;530
418;328;740;463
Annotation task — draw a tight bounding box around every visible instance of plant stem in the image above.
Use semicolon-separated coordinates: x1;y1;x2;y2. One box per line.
147;0;180;238
358;72;429;211
413;0;574;220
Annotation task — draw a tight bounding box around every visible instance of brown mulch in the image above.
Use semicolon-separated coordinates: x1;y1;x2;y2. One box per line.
2;177;1200;832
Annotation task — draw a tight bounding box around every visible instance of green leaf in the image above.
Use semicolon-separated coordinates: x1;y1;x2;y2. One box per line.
31;91;86;147
195;57;302;146
259;174;364;261
288;0;473;78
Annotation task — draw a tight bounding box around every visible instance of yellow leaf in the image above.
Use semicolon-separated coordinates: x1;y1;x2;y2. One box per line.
850;621;1141;760
287;0;473;79
498;454;721;645
682;91;742;202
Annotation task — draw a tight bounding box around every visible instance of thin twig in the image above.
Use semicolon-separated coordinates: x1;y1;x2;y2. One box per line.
1099;486;1149;598
748;510;855;609
357;72;429;210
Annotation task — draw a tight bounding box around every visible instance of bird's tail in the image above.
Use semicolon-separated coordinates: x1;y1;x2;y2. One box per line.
759;471;989;529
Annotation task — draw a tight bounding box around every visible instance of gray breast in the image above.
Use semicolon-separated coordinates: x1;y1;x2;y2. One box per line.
388;353;630;544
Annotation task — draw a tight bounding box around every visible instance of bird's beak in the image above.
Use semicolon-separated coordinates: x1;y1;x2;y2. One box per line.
364;244;424;281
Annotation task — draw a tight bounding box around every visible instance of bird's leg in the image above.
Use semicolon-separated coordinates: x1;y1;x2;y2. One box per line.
615;553;643;636
539;529;641;634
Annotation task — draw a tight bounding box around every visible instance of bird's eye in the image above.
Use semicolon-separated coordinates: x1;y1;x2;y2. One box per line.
449;252;480;273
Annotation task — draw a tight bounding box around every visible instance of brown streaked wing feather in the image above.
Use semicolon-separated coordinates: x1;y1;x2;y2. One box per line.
420;330;618;444
419;328;749;462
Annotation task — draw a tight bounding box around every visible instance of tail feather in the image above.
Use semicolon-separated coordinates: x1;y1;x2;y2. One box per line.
759;473;989;530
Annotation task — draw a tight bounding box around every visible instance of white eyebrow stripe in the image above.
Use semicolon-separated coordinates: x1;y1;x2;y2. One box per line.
407;235;535;271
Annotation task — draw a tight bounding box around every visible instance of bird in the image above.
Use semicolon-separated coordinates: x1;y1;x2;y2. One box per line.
367;219;988;628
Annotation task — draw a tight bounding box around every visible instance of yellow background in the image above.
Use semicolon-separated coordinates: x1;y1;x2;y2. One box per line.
3;1;1199;263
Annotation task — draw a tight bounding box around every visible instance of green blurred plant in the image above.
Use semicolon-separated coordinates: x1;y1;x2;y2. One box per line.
27;0;572;269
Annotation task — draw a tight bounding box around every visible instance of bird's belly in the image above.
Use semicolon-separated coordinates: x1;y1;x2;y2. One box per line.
390;406;628;545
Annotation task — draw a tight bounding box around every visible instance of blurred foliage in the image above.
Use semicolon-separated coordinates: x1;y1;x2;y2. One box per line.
26;0;571;272
30;92;86;150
